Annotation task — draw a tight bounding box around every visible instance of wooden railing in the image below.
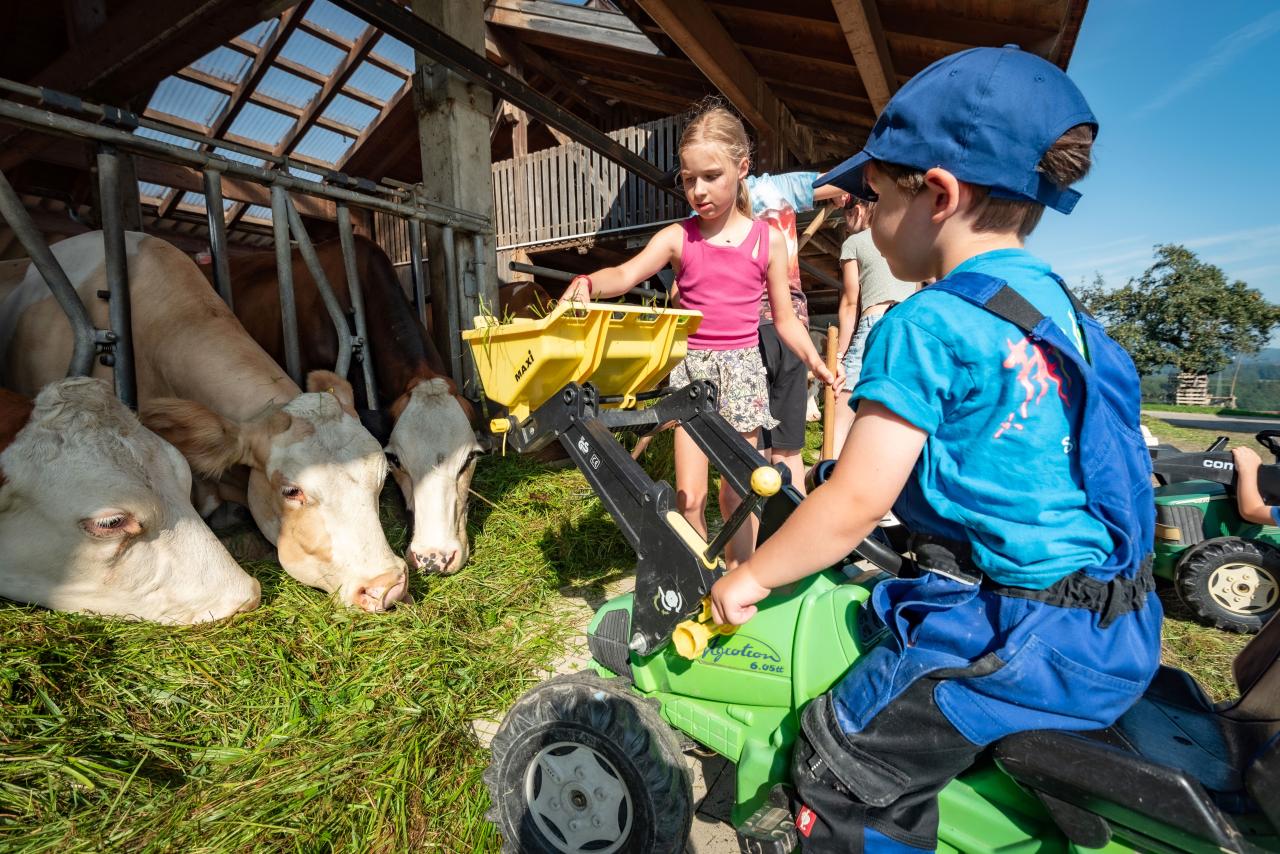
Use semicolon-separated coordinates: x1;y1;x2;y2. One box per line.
492;114;685;250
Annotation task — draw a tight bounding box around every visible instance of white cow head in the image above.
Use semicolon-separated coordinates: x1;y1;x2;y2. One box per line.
142;372;408;612
0;378;259;623
386;377;480;575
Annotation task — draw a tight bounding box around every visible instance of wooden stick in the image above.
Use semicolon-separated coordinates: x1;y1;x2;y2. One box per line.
820;324;839;460
797;204;831;252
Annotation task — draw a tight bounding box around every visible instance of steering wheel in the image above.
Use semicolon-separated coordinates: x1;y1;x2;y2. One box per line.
1257;430;1280;463
808;458;904;575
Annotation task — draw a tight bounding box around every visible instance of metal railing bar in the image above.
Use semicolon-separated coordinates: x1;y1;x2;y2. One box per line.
283;193;353;378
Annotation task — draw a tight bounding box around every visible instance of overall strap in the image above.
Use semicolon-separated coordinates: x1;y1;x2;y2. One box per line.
931;272;1089;366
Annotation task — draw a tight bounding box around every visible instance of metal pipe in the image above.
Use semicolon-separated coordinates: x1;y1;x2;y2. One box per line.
95;145;138;409
284;195;353;378
441;225;463;386
0;168;97;377
407;218;428;329
337;203;377;411
270;184;302;385
0;98;490;232
202;167;234;309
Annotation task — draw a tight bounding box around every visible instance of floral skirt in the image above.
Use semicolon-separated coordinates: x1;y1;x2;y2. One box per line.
669;346;778;434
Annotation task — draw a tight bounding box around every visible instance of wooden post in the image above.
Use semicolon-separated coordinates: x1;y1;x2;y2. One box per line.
410;0;497;389
820;325;839;460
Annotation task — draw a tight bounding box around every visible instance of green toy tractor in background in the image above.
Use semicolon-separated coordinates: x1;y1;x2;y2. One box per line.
1152;430;1280;633
466;304;1280;854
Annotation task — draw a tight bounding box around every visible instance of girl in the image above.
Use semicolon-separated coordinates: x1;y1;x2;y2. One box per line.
561;106;837;567
831;193;917;458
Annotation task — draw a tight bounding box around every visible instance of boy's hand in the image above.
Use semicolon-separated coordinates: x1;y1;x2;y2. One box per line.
1233;446;1263;473
709;564;772;626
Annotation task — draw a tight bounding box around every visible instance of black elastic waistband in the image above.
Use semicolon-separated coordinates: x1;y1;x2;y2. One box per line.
907;533;1156;628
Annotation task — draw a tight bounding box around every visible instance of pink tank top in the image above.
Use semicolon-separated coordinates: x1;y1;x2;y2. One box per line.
678;217;770;350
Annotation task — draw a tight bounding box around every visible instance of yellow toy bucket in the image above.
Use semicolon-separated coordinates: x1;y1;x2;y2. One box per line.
462;301;702;425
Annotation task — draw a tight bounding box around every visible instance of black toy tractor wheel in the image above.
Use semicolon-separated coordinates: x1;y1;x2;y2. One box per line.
484;672;693;854
1176;537;1280;633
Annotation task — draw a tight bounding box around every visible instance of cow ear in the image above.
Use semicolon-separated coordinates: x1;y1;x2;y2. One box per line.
306;370;358;418
140;399;248;478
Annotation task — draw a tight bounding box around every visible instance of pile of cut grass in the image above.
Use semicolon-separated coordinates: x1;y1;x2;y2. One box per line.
0;451;638;852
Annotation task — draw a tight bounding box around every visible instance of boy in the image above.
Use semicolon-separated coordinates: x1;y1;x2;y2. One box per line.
709;46;1163;852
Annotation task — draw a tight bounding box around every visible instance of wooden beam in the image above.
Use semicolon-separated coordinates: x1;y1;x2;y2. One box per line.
337;79;411;172
277;25;381;159
633;0;812;169
830;0;897;114
484;24;612;125
486;0;661;57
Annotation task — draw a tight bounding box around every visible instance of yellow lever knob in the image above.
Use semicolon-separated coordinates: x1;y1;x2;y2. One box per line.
750;465;783;498
671;599;737;659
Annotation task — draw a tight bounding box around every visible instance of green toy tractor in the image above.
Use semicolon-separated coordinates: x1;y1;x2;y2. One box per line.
1151;431;1280;633
466;304;1280;854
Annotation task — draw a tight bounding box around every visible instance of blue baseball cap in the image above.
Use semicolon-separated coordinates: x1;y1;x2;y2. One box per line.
816;46;1096;214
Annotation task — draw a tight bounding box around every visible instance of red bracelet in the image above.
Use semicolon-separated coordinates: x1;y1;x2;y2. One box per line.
571;275;593;299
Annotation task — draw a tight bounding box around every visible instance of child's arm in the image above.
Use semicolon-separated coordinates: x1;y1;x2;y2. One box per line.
561;224;682;301
1232;446;1277;526
836;255;861;358
763;226;840;386
709;402;926;625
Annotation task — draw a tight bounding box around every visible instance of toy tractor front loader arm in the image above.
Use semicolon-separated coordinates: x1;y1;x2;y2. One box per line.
497;379;800;657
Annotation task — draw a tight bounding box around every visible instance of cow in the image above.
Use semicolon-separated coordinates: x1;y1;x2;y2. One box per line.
217;237;479;575
1;232;408;612
0;377;260;623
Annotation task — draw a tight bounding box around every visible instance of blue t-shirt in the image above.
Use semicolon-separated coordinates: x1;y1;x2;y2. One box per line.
853;249;1113;588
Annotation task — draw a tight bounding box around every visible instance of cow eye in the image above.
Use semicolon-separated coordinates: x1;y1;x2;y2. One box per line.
81;512;139;538
385;451;401;470
281;484;306;504
460;449;482;475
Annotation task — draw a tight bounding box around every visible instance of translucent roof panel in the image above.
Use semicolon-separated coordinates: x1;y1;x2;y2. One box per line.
240;19;279;48
347;61;402;103
288;167;327;184
149;77;228;129
294;126;355;165
279;30;346;78
191;46;252;85
227;102;296;147
138;181;172;202
370;36;412;73
134;126;201;150
324;94;379;130
258;67;321;108
178;192;208;213
243;204;273;222
304;1;369;41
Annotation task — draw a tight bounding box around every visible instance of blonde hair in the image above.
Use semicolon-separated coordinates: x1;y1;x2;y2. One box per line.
871;124;1095;239
678;101;753;217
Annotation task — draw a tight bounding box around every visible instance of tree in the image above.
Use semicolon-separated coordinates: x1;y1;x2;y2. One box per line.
1080;244;1280;377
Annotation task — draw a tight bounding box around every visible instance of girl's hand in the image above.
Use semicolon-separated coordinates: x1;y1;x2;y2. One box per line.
1233;446;1263;473
709;564;771;626
560;275;593;303
808;356;842;389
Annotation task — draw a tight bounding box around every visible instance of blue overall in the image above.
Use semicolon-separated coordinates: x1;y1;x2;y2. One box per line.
830;271;1163;747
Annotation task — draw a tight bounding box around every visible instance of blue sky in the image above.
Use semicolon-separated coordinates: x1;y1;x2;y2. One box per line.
1029;1;1280;308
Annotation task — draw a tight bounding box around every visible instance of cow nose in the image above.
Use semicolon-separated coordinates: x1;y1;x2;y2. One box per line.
407;548;460;575
354;570;407;612
237;578;262;614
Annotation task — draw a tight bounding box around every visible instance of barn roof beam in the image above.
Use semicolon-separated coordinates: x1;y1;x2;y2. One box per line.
484;24;614;127
485;0;662;58
632;0;813;169
830;0;898;114
277;24;381;159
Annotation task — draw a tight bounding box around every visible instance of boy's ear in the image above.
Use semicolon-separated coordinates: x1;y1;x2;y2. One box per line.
923;167;963;223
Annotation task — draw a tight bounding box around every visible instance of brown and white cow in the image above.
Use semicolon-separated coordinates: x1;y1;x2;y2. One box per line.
217;237;479;575
1;232;407;611
0;377;260;623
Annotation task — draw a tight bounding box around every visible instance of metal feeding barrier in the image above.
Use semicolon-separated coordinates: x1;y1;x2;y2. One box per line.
0;76;492;412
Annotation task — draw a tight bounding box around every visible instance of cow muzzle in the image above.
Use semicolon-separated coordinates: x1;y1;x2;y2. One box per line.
351;569;408;612
407;547;461;575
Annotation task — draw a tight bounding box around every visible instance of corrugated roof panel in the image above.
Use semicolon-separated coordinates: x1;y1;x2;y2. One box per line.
304;0;368;41
178;192;208;212
213;147;266;168
293;126;354;165
191;46;252;84
323;94;378;130
149;77;228;129
243;204;273;222
370;36;412;73
288;167;326;184
258;67;321;107
138;181;172;202
347;61;402;102
240;19;278;48
279;30;346;77
227;103;296;147
134;126;201;150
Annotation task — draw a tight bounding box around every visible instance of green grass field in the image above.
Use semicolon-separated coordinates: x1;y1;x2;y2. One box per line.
0;416;1261;850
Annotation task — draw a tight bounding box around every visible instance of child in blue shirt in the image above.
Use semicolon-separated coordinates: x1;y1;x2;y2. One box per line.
710;46;1163;852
